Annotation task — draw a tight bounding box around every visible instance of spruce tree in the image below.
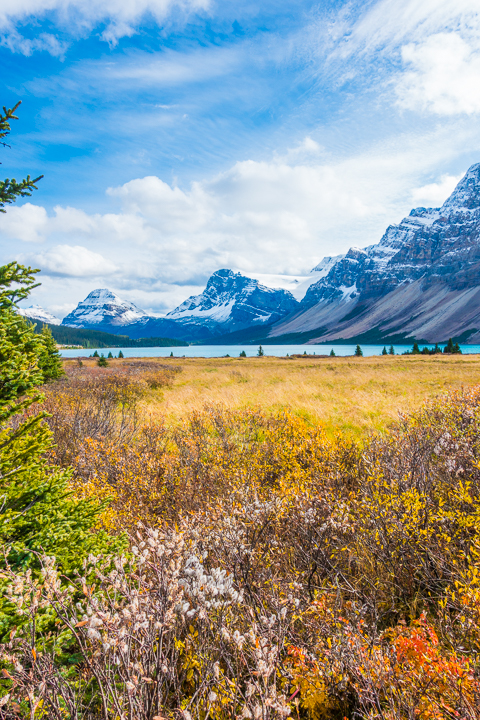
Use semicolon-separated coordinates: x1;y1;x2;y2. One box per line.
354;344;363;357
97;354;108;367
107;351;113;359
330;349;336;357
239;350;247;357
0;265;118;585
257;345;264;357
382;346;387;355
389;345;395;355
412;342;420;354
92;350;99;357
118;350;124;358
37;325;64;382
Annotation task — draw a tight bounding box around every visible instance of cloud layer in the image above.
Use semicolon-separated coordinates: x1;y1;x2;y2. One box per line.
6;125;474;316
0;0;211;51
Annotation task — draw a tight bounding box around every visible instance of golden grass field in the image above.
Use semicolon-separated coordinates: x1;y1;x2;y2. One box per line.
65;352;480;436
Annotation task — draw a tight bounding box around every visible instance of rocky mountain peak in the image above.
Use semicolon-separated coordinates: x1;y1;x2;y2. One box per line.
62;288;147;328
167;268;299;333
270;162;480;344
442;162;480;211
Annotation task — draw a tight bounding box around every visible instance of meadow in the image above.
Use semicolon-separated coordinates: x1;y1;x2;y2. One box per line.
4;350;480;719
65;352;480;435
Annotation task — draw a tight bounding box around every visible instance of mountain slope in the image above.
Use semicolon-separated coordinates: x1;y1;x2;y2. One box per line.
268;162;480;344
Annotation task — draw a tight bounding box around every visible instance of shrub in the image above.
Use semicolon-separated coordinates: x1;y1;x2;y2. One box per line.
5;354;480;719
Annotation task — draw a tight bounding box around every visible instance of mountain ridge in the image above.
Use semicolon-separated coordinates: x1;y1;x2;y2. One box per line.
266;162;480;344
45;162;480;345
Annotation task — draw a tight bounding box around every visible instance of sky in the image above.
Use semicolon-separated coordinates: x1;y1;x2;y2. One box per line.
2;0;480;318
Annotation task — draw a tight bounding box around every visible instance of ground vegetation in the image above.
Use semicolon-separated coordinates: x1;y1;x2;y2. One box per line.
0;354;479;718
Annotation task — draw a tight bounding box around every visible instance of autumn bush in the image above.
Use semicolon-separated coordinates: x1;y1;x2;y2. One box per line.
2;364;480;719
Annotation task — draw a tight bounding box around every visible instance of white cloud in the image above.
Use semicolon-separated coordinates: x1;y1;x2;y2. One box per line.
411;173;464;207
0;203;48;242
0;0;211;52
396;33;480;115
4;128;470;296
0;29;68;56
335;0;480;58
104;46;242;86
21;244;117;276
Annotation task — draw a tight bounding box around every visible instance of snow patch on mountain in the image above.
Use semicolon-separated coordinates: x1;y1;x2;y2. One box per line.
18;305;61;325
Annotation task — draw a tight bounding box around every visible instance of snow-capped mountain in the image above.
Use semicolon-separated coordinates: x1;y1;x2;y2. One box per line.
56;164;480;345
60;272;299;341
165;269;299;334
269;162;480;343
62;289;148;330
18;305;61;325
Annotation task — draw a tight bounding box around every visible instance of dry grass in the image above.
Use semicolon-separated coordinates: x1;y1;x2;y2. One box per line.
64;353;480;436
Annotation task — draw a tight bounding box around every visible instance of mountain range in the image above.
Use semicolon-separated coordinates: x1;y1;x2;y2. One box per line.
18;163;480;345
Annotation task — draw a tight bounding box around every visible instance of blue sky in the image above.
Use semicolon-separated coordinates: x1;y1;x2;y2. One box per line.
2;0;480;317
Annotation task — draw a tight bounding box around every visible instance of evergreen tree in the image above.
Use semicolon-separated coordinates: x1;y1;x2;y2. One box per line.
239;350;247;357
444;338;455;354
118;350;124;358
170;351;174;357
389;345;395;355
382;346;387;355
107;351;113;359
37;325;64;382
92;350;99;357
0;264;119;607
412;342;420;354
330;349;336;357
97;354;108;367
354;344;363;357
257;345;264;357
454;342;462;354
